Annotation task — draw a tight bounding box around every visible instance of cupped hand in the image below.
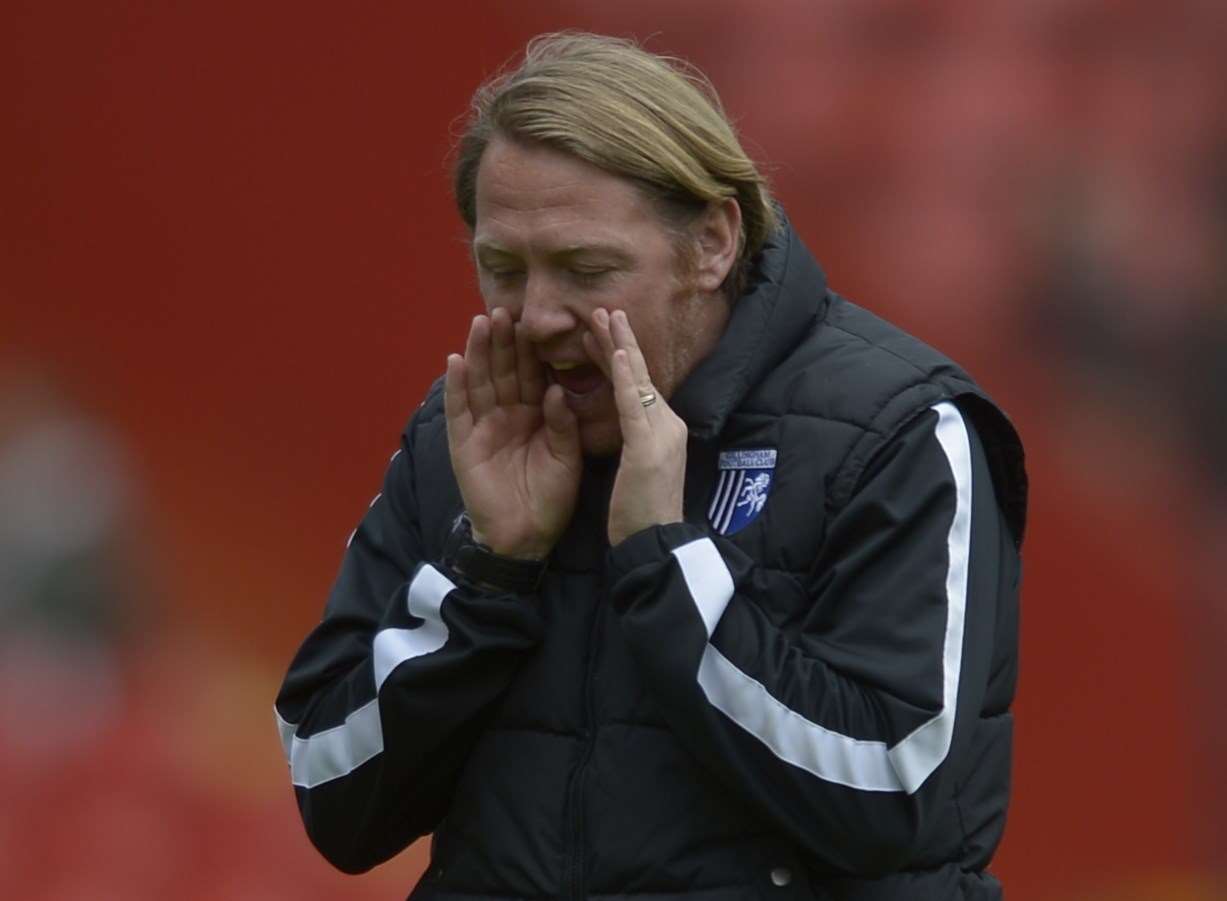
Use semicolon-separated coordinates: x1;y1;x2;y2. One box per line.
444;307;582;559
584;308;688;546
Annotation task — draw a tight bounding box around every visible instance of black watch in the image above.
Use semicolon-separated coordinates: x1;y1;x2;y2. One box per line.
441;513;547;595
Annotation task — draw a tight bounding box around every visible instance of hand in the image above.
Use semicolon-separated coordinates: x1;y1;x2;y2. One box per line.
444;307;582;559
584;308;688;546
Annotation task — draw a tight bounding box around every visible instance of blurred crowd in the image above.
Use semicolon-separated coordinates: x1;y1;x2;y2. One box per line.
3;1;1223;898
0;366;425;899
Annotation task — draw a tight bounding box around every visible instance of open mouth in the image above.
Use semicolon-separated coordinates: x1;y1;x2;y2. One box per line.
547;361;607;397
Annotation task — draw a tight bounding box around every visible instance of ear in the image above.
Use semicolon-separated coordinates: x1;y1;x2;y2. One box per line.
693;198;742;294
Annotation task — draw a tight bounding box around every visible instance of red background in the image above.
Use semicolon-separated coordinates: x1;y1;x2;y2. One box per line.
3;2;1223;898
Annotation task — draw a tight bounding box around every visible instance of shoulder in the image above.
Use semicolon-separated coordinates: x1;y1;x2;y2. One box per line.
751;294;1024;537
747;293;976;441
390;376;462;547
822;297;1027;545
399;376;448;450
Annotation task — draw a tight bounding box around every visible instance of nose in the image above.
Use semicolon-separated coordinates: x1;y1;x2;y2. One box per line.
514;271;578;344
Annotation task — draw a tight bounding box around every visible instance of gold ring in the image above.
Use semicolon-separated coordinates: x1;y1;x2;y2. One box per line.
638;390;657;408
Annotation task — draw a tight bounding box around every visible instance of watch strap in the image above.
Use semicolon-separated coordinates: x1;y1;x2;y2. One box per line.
441;513;546;595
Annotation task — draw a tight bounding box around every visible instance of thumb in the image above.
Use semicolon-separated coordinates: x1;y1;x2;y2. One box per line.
542;383;581;463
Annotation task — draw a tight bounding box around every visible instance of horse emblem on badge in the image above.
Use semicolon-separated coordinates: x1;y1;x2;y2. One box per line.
707;448;777;535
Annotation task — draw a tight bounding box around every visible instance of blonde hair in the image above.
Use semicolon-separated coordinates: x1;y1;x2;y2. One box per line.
453;32;778;297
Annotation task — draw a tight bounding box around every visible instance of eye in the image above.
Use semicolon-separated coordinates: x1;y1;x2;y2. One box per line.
482;266;525;285
569;267;612;286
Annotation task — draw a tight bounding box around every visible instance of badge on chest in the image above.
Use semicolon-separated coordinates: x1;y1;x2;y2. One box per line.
708;448;777;535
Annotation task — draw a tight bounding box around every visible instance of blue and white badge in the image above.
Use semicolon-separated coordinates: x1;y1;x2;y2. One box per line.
707;448;777;535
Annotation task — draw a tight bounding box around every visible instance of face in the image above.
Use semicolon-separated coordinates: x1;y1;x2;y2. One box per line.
472;135;733;455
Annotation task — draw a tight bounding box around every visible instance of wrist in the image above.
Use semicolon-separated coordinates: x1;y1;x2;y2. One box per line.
444;513;548;594
609;510;683;547
469;523;551;561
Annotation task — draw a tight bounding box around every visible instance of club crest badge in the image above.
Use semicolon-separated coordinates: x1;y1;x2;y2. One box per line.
708;448;777;535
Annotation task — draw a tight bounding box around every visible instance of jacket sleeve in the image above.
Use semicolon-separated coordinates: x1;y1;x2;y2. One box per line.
607;401;1019;875
273;410;544;874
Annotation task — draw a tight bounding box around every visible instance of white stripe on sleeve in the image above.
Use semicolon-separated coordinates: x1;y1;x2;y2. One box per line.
888;401;972;792
276;564;456;789
373;564;453;690
676;402;973;795
672;538;735;637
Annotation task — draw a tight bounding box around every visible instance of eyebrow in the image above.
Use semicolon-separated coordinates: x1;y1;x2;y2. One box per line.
473;241;634;265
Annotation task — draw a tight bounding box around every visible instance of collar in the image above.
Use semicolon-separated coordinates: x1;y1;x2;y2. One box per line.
670;212;829;440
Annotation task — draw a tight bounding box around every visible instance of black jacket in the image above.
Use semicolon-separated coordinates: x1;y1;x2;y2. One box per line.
275;220;1027;900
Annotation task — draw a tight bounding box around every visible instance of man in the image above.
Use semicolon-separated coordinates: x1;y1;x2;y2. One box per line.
275;33;1027;901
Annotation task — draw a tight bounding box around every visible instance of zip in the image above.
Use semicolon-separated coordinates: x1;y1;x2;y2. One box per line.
564;581;606;901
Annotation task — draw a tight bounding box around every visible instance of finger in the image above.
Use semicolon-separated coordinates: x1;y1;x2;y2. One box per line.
443;353;473;447
515;321;546;404
541;383;580;463
463;314;496;416
582;331;608;380
610;348;652;442
489;307;519;406
584;307;618;383
609;309;654;392
588;307;616;366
